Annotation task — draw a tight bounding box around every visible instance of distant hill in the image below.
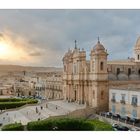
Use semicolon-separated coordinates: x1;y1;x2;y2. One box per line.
0;65;63;73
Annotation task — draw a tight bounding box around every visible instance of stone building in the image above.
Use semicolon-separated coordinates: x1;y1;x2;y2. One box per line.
63;39;109;111
62;37;140;112
45;72;63;100
109;88;140;119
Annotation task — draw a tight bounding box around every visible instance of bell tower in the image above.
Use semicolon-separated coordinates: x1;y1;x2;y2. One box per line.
89;38;109;112
134;36;140;62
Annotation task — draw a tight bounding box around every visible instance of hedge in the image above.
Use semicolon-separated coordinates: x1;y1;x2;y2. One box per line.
27;118;94;131
0;98;26;102
87;120;113;131
0;99;38;110
2;123;24;131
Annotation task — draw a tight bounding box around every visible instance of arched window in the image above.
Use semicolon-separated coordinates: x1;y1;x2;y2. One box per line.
101;91;104;99
116;68;120;75
64;65;66;72
138;55;139;60
92;61;94;71
138;69;140;75
93;90;95;99
100;62;104;71
128;68;131;76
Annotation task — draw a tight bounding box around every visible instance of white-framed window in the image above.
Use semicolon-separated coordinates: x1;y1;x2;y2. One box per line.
131;95;137;104
121;107;126;116
112;93;116;100
112;105;116;113
121;94;125;101
132;109;137;118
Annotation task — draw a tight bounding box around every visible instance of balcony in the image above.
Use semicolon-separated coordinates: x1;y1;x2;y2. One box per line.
111;98;116;103
131;102;137;107
120;100;125;104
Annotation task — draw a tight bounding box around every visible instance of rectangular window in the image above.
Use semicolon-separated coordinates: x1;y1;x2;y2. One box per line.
112;93;116;100
132;96;137;105
121;94;125;101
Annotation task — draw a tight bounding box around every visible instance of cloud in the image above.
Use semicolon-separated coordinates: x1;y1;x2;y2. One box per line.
0;10;139;66
29;51;42;56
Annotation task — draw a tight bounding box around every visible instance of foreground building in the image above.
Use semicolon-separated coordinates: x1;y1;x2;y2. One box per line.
109;88;140;119
62;37;140;112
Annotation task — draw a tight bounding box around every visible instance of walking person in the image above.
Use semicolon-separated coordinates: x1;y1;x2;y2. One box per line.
36;107;38;113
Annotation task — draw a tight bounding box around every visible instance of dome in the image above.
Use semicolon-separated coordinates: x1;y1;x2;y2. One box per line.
129;73;139;80
118;73;128;81
108;73;117;81
135;36;140;49
93;40;105;51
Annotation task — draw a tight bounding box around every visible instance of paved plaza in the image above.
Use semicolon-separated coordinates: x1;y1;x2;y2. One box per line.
0;100;85;127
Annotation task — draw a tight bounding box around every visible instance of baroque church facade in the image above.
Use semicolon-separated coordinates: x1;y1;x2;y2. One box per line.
62;37;140;112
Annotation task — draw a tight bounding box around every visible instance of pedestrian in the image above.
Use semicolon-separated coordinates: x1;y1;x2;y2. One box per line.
56;105;57;110
36;107;38;113
41;106;43;110
8;117;10;122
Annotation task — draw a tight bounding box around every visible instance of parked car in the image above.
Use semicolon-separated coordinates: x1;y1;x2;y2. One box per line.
118;126;129;131
113;124;129;131
120;116;130;121
129;118;140;124
106;112;112;117
100;112;106;116
112;123;119;128
112;113;121;118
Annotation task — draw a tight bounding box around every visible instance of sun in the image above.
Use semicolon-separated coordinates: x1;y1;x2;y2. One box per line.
0;41;11;59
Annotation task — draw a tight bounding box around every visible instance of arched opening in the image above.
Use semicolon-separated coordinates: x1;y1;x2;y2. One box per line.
64;65;66;72
116;68;120;75
29;91;31;96
74;90;76;101
138;69;140;75
138;54;140;60
128;68;131;76
101;91;104;99
100;62;104;71
93;90;95;99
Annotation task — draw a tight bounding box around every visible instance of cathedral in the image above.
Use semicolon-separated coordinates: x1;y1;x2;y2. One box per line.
62;37;140;112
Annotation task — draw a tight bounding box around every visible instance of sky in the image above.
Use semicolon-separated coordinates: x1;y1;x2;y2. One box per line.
0;9;140;67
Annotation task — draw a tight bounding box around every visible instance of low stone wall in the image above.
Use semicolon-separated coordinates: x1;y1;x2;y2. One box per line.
68;107;97;118
0;103;39;115
47;107;97;119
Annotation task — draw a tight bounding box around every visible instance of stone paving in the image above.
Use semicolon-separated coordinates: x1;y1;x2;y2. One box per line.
0;100;85;127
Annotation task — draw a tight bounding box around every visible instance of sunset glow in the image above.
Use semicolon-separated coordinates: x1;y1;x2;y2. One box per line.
0;35;31;61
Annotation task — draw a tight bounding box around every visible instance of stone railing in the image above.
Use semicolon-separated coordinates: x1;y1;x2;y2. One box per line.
120;100;125;104
131;102;137;107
